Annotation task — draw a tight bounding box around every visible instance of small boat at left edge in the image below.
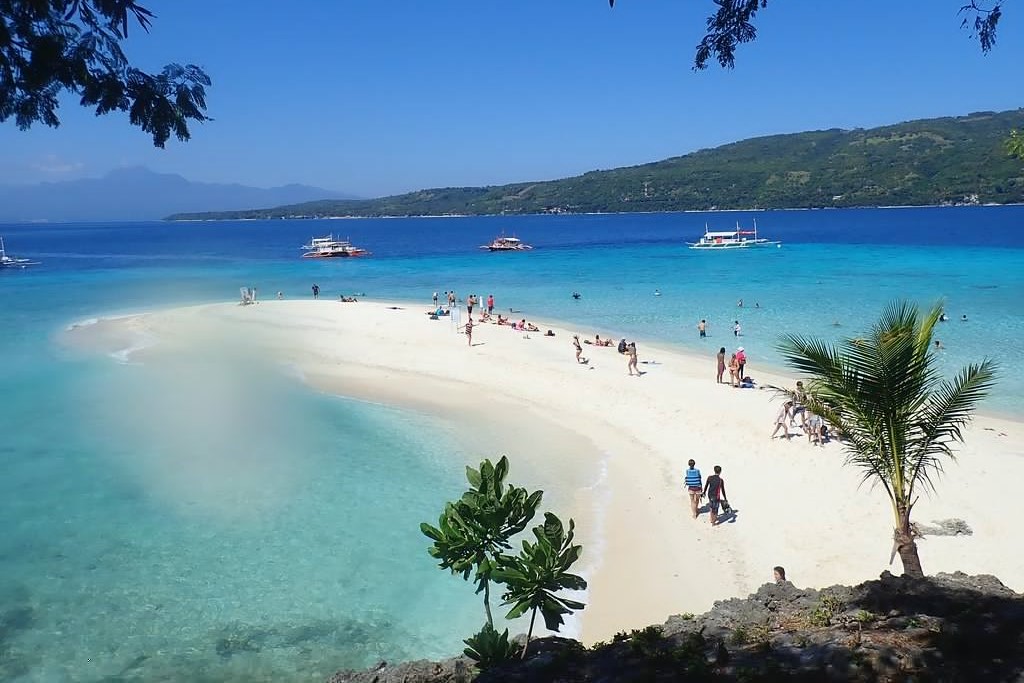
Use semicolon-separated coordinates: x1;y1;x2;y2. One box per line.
0;236;40;268
301;234;370;258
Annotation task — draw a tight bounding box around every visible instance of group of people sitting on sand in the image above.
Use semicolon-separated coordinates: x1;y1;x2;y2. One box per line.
500;318;539;332
582;334;614;347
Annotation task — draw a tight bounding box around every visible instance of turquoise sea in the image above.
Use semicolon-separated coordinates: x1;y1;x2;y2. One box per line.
2;207;1023;681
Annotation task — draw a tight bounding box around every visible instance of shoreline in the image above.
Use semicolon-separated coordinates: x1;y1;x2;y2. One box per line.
162;203;1024;223
63;299;1024;643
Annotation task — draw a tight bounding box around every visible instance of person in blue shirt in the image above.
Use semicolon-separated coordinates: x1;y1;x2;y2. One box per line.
684;459;703;519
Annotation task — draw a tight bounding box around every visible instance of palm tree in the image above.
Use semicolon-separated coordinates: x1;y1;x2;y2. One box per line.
777;301;995;577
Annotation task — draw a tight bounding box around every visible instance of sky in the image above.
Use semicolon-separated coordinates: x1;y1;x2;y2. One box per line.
1;1;1022;197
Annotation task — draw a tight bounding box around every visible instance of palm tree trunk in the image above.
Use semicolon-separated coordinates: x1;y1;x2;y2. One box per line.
521;607;538;659
894;506;924;578
483;579;493;628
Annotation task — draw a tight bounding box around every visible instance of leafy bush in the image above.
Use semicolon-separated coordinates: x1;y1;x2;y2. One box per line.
463;623;520;670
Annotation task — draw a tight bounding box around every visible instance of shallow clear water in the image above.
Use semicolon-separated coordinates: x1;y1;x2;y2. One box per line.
1;206;1023;681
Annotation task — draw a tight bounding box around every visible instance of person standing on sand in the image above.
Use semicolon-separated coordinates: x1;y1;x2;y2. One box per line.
684;459;703;519
487;294;494;314
728;353;740;387
448;291;456;308
698;319;707;339
467;294;475;317
716;347;727;384
573;335;587;364
627;342;639;376
433;291;439;307
703;465;728;526
736;347;747;380
465;318;473;346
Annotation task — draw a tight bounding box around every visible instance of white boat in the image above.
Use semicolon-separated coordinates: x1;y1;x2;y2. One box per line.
480;235;533;252
0;236;40;268
301;235;370;258
687;220;781;250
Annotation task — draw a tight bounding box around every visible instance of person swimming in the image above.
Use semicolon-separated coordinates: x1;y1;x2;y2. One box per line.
572;291;581;300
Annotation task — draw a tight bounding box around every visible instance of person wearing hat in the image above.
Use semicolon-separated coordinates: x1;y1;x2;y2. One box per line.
736;347;747;380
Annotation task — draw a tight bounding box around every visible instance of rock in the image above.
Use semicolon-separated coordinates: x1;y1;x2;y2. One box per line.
326;572;1024;682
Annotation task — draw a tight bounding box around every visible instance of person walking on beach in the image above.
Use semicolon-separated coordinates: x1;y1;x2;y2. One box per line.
716;347;727;384
791;381;808;427
733;320;741;337
312;283;320;300
627;342;639;376
698;319;707;339
573;335;587;364
684;459;703;519
703;465;728;526
771;401;794;439
487;294;494;314
465;318;474;346
736;347;747;380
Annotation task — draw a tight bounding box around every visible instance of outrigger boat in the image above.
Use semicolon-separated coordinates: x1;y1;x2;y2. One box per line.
301;235;370;258
0;236;40;268
687;220;781;250
480;235;533;252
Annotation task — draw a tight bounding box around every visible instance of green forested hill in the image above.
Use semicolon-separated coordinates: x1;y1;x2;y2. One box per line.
167;109;1024;220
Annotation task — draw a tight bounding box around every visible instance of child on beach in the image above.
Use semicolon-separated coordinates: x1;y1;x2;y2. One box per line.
465;318;473;346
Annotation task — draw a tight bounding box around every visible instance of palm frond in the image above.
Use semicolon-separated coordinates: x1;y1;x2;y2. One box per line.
906;359;997;497
778;300;995;520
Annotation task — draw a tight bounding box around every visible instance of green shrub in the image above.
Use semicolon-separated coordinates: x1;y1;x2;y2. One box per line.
463;623;520;670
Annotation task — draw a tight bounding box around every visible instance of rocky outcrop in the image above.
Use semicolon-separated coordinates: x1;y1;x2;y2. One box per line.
327;571;1024;682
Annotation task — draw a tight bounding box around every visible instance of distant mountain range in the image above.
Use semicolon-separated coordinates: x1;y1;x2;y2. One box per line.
0;167;356;222
167;109;1024;221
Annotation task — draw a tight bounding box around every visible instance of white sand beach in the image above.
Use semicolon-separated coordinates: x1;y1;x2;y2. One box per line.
67;299;1024;643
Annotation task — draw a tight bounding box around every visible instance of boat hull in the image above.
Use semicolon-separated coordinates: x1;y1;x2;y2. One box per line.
687;241;780;250
301;250;369;258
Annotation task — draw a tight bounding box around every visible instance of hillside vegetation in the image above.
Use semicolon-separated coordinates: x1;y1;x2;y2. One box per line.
168;110;1024;220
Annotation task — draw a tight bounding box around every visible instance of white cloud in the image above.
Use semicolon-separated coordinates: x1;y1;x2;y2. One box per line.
31;154;85;174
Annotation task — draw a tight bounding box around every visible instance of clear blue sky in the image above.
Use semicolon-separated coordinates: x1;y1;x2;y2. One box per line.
1;1;1021;197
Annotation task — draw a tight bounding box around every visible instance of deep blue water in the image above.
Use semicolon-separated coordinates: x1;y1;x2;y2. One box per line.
1;206;1023;681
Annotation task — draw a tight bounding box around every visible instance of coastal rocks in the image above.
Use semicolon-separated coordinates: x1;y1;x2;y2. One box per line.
326;572;1024;682
326;656;473;683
